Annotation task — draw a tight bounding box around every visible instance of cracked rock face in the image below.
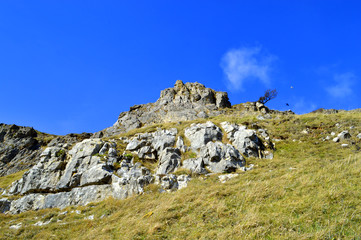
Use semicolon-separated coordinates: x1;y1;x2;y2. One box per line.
6;139;154;214
98;80;231;137
126;128;178;160
0;124;42;176
184;121;223;150
221;122;264;158
156;148;181;175
199;141;245;173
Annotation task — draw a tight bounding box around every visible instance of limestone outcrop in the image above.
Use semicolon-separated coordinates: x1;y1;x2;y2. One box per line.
6;139;154;214
97;80;231;137
0;81;280;215
0;124;43;176
125;128;178;160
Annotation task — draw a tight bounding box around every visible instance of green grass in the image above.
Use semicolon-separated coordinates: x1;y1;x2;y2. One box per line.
0;169;27;189
1;111;360;239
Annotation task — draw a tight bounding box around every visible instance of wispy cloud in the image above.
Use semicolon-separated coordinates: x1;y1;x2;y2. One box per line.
326;72;356;98
293;98;317;114
220;46;276;91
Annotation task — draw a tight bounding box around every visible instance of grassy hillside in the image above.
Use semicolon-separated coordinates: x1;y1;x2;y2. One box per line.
1;111;360;239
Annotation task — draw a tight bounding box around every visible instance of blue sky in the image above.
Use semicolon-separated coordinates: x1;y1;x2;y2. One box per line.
1;1;360;135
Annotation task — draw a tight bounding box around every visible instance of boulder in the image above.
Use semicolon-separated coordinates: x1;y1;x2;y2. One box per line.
156;148;181;175
126;128;177;159
221;122;263;158
79;165;112;187
184;121;222;150
337;131;351;140
182;158;208;174
160;174;178;191
177;175;191;189
199;141;245;173
113;159;153;199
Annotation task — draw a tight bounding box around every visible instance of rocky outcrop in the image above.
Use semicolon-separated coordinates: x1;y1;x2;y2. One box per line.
182;158;208;174
221;122;265;158
0;124;43;176
98;80;231;137
199;141;245;173
156;148;181;175
125;128;178;159
155;174;191;192
0;124;92;177
184;121;223;150
3;118;273;214
6;139;154;214
9;185;113;214
112;158;153;199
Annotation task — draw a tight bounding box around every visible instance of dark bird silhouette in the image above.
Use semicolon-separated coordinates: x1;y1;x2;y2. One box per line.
286;103;289;106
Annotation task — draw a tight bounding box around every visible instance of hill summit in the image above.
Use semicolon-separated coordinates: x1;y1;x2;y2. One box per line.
97;80;231;137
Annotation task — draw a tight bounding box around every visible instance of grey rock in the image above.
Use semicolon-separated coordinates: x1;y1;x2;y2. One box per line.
182;158;208;174
126;128;177;160
197;111;208;119
98;80;231;137
0;124;42;176
8;147;67;195
177;175;191;189
79;165;112;187
9;185;113;214
337;131;351;140
221;122;263;158
112;159;153;199
126;139;147;151
184;121;222;150
199;141;245;173
341;144;349;148
156;148;181;175
9;223;22;229
160;174;178;191
218;173;239;183
0;198;11;213
176;136;188;153
357;133;361;139
56;139;105;190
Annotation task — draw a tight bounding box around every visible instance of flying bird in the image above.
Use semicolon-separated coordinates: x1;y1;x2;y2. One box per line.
286;103;289;106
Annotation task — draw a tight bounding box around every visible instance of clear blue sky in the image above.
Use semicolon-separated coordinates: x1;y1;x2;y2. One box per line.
1;1;360;135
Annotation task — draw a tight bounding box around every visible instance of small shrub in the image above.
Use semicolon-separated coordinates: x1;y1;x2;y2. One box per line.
124;153;133;160
56;149;66;158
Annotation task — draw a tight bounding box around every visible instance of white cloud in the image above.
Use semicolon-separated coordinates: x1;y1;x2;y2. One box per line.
326;72;356;98
220;47;275;91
